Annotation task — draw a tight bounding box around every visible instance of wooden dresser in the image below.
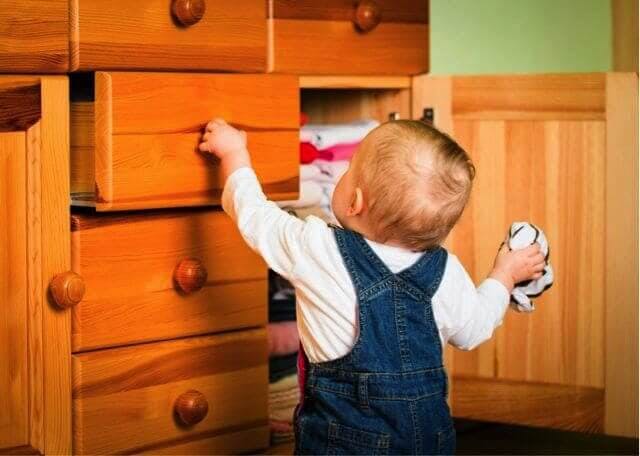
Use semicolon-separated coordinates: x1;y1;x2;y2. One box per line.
0;1;637;454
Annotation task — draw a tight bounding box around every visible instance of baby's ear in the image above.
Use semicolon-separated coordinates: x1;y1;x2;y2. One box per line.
347;187;365;216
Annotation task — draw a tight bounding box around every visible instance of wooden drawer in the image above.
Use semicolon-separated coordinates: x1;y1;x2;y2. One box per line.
0;0;70;72
70;72;299;211
71;209;267;352
271;0;429;75
73;0;267;72
72;329;269;455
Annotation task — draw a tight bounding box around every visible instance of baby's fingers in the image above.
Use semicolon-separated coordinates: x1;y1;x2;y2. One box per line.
522;243;542;256
205;118;227;131
531;261;546;272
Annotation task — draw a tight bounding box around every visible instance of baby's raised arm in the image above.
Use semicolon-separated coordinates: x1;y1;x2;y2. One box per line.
199;119;311;280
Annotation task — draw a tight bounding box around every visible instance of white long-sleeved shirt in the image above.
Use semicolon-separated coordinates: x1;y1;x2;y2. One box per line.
222;167;510;363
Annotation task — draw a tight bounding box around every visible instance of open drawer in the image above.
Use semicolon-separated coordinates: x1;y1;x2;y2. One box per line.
70;72;299;211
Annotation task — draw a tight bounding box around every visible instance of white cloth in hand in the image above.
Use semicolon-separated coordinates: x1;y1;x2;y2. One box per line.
507;222;554;312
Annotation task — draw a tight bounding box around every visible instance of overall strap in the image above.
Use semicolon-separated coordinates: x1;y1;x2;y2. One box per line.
398;246;449;298
333;228;392;293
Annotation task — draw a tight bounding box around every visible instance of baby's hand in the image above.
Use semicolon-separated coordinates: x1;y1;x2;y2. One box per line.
199;118;251;178
489;242;545;291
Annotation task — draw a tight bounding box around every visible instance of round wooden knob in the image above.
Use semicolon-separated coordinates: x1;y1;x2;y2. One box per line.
171;0;206;27
49;271;85;309
353;0;381;33
173;258;208;294
175;390;209;426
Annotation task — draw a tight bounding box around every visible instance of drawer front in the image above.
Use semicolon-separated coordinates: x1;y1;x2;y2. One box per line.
0;0;70;72
70;72;299;211
72;329;269;455
73;0;267;72
272;0;429;75
71;209;267;352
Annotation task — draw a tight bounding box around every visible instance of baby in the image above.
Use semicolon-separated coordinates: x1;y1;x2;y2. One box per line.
199;118;544;455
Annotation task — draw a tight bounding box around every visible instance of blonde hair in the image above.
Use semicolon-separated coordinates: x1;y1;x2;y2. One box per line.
355;120;475;251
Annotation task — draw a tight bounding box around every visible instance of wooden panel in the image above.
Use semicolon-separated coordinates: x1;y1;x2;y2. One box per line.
605;73;638;438
451;120;606;388
72;330;269;455
273;0;428;23
412;74;608;430
299;76;411;89
273;19;428;75
0;0;69;72
71;209;267;351
0;81;41;131
450;74;606;120
70;72;299;210
0;131;28;449
302;89;411;124
141;426;269;455
452;376;604;433
612;0;639;72
72;0;266;72
26;123;43;452
40;76;72;455
0;76;71;453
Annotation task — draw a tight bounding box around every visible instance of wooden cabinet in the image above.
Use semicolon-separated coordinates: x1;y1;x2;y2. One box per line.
0;76;72;454
412;72;638;437
70;72;299;211
271;1;429;75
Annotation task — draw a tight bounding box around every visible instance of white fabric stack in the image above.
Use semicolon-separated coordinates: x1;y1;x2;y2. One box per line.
300;120;379;150
507;222;554;312
279;120;379;223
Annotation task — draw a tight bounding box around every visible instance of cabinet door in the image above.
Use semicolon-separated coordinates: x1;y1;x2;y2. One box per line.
412;73;638;436
0;76;71;453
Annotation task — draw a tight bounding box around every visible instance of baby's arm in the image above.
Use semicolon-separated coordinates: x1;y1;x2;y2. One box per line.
199;119;309;279
435;243;545;350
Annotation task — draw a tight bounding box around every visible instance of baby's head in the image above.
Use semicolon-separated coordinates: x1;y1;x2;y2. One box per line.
332;120;475;251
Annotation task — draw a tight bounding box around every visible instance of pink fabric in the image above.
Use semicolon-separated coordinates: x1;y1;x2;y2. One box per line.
270;419;294;433
296;343;308;413
268;322;300;357
317;141;360;161
300;142;319;164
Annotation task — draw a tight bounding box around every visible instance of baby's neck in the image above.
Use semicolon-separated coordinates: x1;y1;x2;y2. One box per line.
341;220;418;252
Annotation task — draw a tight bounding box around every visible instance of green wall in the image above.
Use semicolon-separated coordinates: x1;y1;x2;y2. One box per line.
430;0;612;74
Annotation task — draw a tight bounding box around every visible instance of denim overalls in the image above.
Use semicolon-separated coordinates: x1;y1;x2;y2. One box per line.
294;228;455;455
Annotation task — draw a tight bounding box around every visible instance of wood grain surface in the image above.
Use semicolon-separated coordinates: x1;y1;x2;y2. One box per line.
0;0;70;72
71;208;267;351
71;72;299;210
452;376;604;433
71;0;267;71
604;73;638;437
273;0;428;23
72;329;269;455
302;88;411;124
413;73;609;430
273;19;428;75
0;130;29;450
0;76;71;453
40;76;72;455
